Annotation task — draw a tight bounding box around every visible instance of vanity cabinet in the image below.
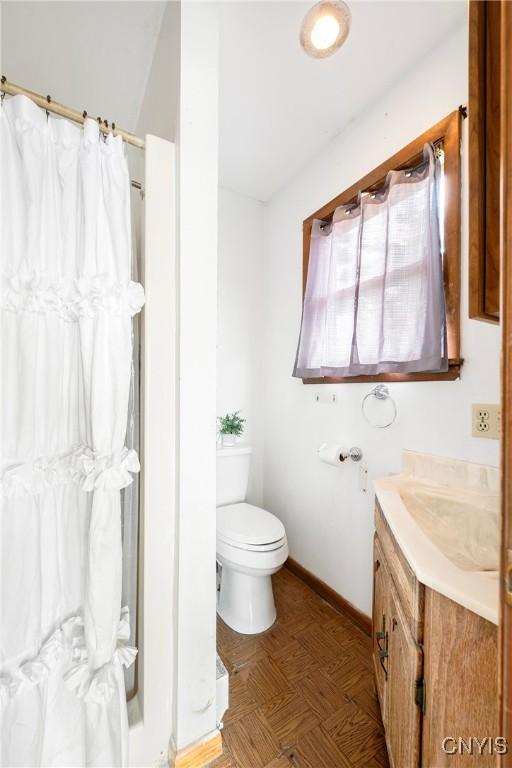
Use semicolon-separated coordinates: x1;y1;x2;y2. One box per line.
373;501;498;768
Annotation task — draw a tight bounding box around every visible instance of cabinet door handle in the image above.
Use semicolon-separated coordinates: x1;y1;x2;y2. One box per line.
506;549;512;606
377;631;389;679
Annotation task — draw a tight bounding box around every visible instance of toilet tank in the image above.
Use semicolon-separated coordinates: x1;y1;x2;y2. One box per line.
216;446;252;507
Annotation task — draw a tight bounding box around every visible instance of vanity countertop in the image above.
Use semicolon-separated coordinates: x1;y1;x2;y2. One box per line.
374;450;500;626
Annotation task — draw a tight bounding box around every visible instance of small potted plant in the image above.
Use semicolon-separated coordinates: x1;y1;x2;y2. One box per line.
218;411;245;447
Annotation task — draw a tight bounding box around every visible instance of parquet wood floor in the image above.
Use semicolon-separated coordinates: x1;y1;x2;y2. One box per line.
211;567;389;768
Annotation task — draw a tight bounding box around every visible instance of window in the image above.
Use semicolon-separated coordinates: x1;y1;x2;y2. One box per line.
295;110;462;384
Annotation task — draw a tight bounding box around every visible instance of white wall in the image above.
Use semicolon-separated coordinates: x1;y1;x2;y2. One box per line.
2;1;164;135
129;136;177;768
137;1;180;142
173;0;219;754
217;187;265;505
262;22;500;617
130;1;220;758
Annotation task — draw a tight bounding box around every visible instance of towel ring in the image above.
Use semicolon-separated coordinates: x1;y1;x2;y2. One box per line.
362;384;397;429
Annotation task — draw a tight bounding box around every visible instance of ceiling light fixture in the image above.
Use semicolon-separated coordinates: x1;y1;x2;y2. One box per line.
300;0;351;59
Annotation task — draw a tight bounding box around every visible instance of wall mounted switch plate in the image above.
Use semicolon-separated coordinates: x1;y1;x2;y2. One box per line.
314;392;337;404
472;403;500;439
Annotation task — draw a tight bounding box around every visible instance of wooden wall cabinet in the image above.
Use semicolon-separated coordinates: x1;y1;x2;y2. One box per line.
373;503;498;767
469;0;501;322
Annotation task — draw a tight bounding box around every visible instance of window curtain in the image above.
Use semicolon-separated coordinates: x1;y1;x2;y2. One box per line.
0;95;143;766
293;144;447;379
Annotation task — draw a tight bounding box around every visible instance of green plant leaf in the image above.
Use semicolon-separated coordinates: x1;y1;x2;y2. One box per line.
217;410;246;435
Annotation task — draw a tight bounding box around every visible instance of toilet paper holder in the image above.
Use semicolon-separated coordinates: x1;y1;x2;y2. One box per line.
317;443;363;465
342;446;363;463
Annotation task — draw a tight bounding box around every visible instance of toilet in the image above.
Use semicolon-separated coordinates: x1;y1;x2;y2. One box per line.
216;445;288;634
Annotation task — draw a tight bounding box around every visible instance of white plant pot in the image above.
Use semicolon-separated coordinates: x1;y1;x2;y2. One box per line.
221;433;237;447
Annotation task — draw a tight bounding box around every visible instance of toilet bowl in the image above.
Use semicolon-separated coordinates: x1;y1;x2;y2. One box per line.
216;447;288;634
217;502;288;634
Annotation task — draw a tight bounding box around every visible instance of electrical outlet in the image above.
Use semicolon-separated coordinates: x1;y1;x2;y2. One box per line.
472;403;500;439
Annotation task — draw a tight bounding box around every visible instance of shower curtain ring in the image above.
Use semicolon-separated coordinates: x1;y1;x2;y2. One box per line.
46;94;51;121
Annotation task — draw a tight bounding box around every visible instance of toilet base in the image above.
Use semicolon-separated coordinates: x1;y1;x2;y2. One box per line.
217;567;277;635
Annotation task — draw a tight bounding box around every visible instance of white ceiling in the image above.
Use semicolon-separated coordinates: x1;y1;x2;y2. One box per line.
2;1;466;201
219;1;467;201
1;1;166;133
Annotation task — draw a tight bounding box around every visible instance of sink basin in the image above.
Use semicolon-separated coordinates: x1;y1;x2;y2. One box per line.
399;484;500;572
375;452;500;624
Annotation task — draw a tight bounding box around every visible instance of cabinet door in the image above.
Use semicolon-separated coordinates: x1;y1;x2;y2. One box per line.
422;589;498;767
372;535;389;719
386;584;423;768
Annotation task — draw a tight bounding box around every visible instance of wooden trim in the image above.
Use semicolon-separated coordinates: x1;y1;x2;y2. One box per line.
303;112;459;229
469;1;501;323
302;110;462;384
500;0;512;759
285;557;372;637
469;0;489;321
170;730;223;768
303;360;463;386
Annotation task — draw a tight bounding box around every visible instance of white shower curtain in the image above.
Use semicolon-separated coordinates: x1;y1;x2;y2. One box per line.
0;95;144;766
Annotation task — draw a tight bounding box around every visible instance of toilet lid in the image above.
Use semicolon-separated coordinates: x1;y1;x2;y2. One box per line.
217;503;285;546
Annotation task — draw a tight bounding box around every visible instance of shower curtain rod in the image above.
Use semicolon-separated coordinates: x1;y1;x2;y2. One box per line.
1;76;145;150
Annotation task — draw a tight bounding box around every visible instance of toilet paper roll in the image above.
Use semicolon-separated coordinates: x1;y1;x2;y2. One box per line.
317;443;346;466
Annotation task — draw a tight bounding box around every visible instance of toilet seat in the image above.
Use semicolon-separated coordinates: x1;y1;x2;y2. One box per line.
217;502;285;550
217;532;286;553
